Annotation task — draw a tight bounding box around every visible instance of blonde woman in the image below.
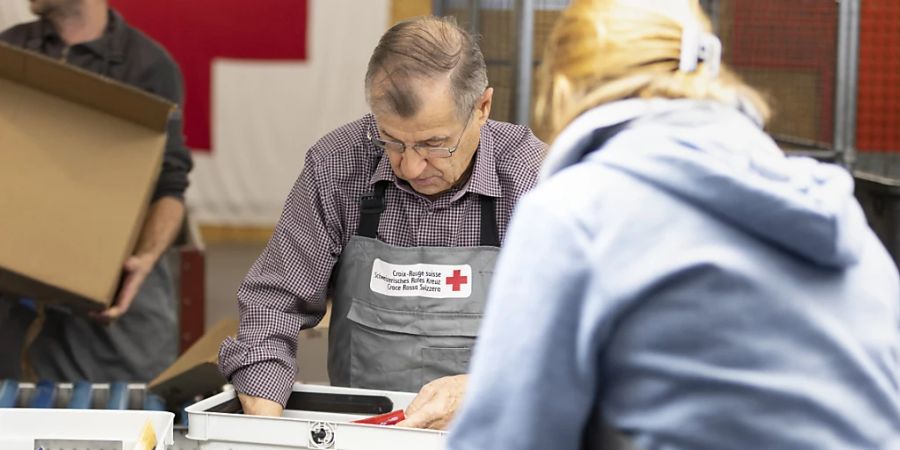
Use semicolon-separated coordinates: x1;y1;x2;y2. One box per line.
446;0;900;449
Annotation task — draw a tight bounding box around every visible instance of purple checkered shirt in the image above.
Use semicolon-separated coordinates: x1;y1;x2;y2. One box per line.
219;113;546;405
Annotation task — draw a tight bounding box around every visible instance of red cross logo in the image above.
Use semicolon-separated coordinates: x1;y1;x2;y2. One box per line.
445;269;468;292
109;0;308;151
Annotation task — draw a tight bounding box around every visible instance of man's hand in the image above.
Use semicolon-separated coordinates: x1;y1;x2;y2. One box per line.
90;197;185;324
90;253;155;323
238;392;284;416
396;374;468;430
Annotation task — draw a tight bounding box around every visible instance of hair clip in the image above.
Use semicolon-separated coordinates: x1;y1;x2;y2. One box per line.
679;24;722;77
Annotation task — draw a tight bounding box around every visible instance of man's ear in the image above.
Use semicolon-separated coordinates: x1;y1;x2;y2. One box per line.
476;87;494;125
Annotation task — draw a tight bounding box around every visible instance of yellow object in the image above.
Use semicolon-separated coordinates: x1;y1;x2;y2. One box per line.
199;224;273;244
391;0;431;24
133;419;157;450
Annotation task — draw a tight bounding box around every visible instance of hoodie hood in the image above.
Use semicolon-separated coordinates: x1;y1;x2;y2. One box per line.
543;99;866;268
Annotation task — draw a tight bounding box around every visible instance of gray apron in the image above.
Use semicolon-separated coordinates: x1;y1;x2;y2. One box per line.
328;181;500;392
0;252;178;382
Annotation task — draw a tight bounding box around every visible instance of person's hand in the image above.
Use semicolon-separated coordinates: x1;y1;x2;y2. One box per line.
396;374;467;430
90;253;156;324
238;392;284;416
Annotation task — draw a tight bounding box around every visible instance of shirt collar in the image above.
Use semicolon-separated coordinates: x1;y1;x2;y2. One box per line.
28;9;127;63
367;114;503;201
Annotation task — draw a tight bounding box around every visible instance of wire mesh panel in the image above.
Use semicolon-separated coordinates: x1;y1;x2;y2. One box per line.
858;0;900;154
855;0;900;182
435;0;566;126
477;0;518;123
711;0;839;151
436;1;513;122
433;0;899;264
855;0;900;263
438;0;842;146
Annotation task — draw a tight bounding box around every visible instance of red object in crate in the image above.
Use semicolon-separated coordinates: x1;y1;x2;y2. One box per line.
352;409;406;426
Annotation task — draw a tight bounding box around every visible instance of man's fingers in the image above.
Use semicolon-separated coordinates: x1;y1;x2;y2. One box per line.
123;255;140;269
396;411;432;429
116;265;150;309
90;305;123;324
399;387;437;428
89;269;144;323
405;386;436;416
399;376;468;429
116;275;141;307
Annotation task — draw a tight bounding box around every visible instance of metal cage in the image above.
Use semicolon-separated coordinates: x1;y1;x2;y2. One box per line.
432;0;897;164
433;0;900;265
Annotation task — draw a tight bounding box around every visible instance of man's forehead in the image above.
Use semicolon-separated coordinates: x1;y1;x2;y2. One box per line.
375;111;458;140
374;99;460;138
369;72;455;113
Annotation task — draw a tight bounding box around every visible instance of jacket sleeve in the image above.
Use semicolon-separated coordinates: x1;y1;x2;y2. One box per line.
446;191;599;450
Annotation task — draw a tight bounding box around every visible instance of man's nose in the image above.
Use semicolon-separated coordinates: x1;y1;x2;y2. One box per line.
399;148;428;179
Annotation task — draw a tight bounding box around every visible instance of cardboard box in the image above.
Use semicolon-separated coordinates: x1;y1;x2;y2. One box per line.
0;42;173;310
149;319;238;405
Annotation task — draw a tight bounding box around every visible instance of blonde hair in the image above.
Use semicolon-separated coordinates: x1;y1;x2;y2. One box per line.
535;0;770;140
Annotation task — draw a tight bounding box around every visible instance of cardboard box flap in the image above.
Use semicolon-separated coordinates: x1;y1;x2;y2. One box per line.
0;42;173;131
149;319;238;404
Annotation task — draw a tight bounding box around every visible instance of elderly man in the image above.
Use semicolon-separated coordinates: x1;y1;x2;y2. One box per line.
219;16;545;428
0;0;191;381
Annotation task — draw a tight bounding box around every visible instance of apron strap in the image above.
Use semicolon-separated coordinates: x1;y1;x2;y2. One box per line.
357;181;388;239
356;181;500;246
478;195;500;247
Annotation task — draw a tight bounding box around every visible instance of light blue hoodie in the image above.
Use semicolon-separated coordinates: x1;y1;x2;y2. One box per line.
447;99;900;449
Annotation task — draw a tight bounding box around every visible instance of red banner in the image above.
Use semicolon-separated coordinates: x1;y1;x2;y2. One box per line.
109;0;308;151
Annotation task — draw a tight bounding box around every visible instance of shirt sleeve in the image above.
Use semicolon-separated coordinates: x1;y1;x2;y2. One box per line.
218;154;344;406
139;56;193;202
0;25;22;44
494;125;546;243
446;191;598;450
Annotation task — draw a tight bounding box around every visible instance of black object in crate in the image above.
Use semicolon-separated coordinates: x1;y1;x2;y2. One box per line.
205;390;395;415
855;171;900;269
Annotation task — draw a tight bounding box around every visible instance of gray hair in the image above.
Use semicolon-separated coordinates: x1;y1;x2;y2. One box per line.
364;16;489;119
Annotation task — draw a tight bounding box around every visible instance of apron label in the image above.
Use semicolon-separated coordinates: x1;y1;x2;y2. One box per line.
370;258;472;298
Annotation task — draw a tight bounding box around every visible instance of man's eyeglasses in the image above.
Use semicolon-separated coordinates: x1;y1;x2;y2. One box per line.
368;114;472;159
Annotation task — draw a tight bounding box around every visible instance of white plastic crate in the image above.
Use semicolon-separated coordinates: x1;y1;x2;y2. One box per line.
0;409;174;450
185;383;446;449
